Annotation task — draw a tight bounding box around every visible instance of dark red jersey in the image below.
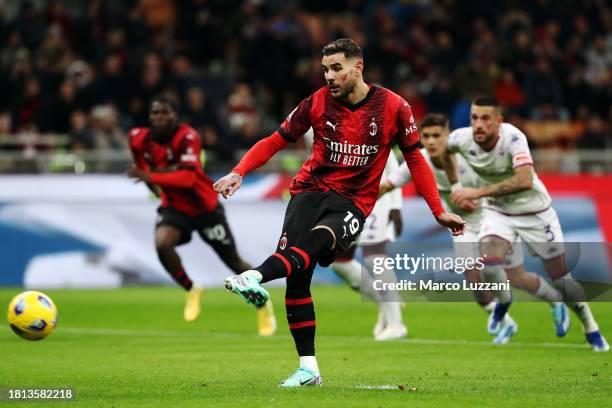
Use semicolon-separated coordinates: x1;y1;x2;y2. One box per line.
232;85;444;218
129;124;218;216
278;85;421;216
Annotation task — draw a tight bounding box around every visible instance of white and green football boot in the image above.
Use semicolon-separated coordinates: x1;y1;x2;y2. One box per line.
224;270;269;306
279;367;322;387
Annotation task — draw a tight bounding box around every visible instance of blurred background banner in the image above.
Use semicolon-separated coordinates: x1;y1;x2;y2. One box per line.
0;174;288;287
1;173;611;288
0;1;610;287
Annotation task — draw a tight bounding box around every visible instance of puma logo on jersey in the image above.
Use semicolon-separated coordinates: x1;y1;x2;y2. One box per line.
325;121;339;132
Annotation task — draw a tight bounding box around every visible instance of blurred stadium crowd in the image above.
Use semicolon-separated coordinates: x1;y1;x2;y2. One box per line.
0;0;610;166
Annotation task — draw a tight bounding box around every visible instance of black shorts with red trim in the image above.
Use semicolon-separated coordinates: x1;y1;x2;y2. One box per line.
156;203;238;252
276;191;365;267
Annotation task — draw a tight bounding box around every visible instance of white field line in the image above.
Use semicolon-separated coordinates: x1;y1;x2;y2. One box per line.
58;326;591;350
356;385;405;390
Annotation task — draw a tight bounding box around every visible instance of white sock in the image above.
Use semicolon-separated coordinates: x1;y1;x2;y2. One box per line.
482;266;512;304
571;302;599;333
482;301;496;313
331;260;362;291
364;255;401;302
553;276;587;302
331;260;381;301
553;276;599;333
535;276;563;303
299;356;319;373
379;301;403;326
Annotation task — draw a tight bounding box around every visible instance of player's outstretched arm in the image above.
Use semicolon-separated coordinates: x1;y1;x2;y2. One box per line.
451;166;534;203
213;132;289;198
126;165;161;197
440;148;459;184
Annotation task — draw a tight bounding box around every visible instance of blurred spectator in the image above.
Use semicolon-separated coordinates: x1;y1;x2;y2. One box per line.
577;116;611;150
13;76;46;131
495;69;525;114
426;76;455;114
11;1;46;50
0;112;12;135
0;0;609;162
68;110;94;150
46;0;75;48
227;84;258;134
44;79;78;133
134;52;166;104
88;54;130;111
584;36;612;87
89;105;127;151
523;58;563;119
183;87;222;136
397;82;427;122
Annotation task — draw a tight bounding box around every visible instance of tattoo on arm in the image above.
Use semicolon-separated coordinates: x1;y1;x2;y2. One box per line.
481;166;533;197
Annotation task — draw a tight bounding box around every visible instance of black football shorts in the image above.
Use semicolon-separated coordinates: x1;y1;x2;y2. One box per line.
276;191;365;266
156;203;238;252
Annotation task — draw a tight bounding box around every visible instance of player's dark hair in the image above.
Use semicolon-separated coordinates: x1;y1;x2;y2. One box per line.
321;38;363;59
150;95;178;113
421;113;449;129
472;95;501;109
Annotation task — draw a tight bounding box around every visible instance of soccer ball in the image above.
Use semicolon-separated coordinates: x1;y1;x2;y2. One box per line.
7;291;58;341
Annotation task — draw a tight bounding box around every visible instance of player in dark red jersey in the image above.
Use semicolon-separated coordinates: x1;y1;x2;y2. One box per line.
127;96;277;335
214;39;465;386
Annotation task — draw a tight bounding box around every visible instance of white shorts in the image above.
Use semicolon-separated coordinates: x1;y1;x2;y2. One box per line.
357;193;394;246
478;207;565;260
453;220;524;268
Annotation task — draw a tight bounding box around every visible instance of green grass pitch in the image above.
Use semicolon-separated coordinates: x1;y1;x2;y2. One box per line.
1;286;610;407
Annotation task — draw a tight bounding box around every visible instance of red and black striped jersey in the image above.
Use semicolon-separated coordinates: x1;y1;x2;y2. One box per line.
278;85;420;216
129;124;218;216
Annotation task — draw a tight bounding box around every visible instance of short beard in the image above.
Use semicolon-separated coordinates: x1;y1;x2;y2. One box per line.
333;78;356;99
475;131;496;147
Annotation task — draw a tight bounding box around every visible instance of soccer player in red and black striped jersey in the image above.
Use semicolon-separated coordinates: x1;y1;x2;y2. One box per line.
127;96;276;335
215;39;465;387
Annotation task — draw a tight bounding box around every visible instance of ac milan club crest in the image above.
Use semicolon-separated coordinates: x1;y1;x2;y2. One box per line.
369;117;377;136
279;233;288;250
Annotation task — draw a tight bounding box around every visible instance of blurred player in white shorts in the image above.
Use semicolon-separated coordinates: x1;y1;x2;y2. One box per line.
444;96;608;352
304;129;407;341
381;113;570;344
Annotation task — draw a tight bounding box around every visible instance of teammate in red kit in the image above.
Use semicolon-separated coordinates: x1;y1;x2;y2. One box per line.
127;96;276;335
214;39;465;386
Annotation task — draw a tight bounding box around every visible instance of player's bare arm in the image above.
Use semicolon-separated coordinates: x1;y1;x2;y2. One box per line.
126;165;161;197
126;165;151;183
378;180;395;198
440;148;459;184
406;152;465;235
451;165;533;203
